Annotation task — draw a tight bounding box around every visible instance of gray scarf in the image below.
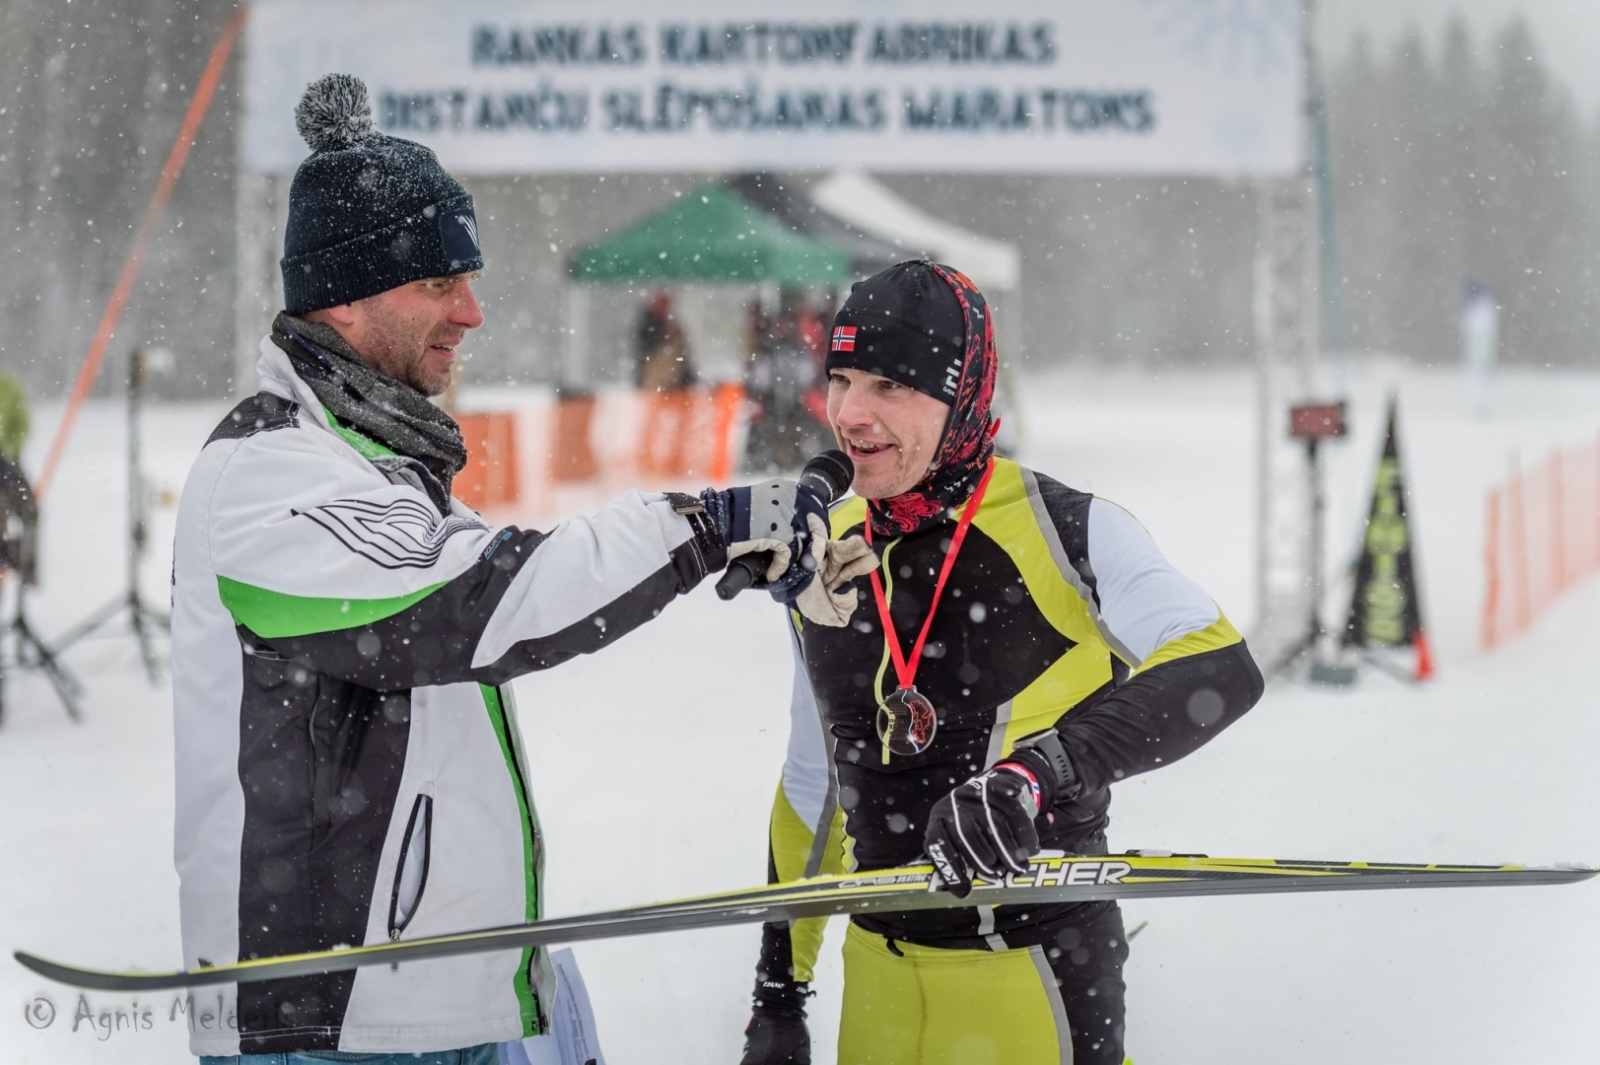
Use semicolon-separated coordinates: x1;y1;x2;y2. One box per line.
271;312;467;513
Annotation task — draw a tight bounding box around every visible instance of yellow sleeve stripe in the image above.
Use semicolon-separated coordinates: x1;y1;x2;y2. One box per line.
1132;613;1243;676
830;495;868;538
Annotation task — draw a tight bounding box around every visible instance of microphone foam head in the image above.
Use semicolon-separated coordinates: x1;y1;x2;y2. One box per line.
800;449;855;504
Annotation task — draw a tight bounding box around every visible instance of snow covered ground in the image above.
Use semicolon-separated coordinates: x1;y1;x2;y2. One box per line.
2;361;1598;1064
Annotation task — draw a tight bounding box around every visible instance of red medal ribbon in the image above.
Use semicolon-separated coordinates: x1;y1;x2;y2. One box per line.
865;458;996;695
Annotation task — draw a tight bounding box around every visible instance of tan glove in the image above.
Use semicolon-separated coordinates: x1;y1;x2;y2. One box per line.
725;537;793;581
792;515;877;627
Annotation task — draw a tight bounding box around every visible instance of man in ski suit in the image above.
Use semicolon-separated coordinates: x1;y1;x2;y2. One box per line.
172;75;866;1064
739;262;1266;1065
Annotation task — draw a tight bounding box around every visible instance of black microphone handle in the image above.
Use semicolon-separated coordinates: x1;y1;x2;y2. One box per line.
715;552;771;601
716;450;853;601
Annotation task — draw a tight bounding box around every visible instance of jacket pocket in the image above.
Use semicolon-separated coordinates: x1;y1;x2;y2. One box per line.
387;793;433;939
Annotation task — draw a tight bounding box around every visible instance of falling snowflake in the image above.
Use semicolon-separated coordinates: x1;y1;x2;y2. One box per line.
1141;0;1301;77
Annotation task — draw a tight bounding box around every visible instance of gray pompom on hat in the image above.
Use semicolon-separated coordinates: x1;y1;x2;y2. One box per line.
280;73;483;313
294;72;375;151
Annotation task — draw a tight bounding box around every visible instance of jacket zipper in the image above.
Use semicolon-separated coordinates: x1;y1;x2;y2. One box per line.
387;793;433;940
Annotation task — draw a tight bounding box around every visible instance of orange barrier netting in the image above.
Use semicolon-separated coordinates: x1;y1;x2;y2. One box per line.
453;384;750;515
456;412;520;512
1482;431;1600;649
637;383;745;483
33;9;246;499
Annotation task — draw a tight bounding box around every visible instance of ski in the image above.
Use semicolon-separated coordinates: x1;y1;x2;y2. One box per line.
16;853;1593;993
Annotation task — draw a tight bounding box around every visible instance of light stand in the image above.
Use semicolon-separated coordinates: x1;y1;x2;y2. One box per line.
1269;401;1356;686
50;345;170;681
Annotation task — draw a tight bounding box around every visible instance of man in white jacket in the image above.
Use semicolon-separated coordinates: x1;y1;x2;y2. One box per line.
174;74;871;1065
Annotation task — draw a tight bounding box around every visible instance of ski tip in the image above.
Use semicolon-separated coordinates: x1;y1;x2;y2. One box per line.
15;950;85;986
14;950;65;981
13;951;184;993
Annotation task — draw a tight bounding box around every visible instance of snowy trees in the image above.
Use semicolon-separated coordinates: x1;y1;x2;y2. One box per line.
1327;17;1600;366
873;17;1600;370
0;0;240;399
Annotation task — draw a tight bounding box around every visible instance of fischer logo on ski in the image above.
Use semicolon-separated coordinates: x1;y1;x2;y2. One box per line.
959;857;1133;891
1002;857;1132;888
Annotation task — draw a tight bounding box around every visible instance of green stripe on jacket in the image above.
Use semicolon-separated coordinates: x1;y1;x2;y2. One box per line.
216;575;447;638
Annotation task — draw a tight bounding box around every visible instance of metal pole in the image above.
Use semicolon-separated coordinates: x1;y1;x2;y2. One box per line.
1308;436;1324;646
128;347;145;601
563;284;590;386
1307;2;1345;370
1251;1;1322;667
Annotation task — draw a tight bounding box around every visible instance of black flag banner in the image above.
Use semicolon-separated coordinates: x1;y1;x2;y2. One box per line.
1343;397;1434;679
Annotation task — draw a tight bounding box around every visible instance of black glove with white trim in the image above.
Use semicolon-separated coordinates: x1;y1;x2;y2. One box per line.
923;731;1080;899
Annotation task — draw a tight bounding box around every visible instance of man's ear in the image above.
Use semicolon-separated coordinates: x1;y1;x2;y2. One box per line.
304;302;359;329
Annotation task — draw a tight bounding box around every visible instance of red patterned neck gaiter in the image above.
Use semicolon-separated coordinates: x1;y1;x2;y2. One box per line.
867;264;997;539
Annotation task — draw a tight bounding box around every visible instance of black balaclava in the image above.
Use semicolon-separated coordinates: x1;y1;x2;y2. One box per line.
826;261;997;538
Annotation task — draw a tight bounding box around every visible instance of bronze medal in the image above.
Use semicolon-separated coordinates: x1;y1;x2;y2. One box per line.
876;686;938;757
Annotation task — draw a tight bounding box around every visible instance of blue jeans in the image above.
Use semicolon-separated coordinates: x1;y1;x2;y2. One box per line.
200;1043;497;1065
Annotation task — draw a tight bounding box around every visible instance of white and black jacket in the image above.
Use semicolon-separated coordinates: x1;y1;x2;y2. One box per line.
171;338;720;1056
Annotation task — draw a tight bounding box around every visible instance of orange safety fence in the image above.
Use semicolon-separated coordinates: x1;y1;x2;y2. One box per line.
455;412;520;512
637;383;745;483
1482;431;1600;649
454;383;749;516
550;395;600;484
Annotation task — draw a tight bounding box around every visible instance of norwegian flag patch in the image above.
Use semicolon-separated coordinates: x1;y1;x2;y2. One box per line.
831;326;857;352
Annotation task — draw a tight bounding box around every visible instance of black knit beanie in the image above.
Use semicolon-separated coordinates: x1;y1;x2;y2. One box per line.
280;74;484;313
826;260;967;402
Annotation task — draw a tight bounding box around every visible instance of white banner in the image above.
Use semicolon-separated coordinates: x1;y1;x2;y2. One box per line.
243;0;1304;176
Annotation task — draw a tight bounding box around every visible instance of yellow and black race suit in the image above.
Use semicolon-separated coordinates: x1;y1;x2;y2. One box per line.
755;457;1263;1062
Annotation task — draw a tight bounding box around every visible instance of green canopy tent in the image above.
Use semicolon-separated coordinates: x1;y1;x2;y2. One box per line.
570;183;849;285
562;184;850;382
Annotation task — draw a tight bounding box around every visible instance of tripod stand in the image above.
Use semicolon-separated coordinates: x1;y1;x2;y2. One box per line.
0;456;84;724
0;576;84;724
1268;402;1357;686
51;346;169;681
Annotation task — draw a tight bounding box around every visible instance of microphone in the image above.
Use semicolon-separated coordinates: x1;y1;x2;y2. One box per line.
715;449;856;601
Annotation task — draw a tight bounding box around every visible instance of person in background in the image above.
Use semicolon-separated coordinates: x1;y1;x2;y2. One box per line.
0;367;36;590
635;291;697;476
745;290;827;472
0;369;28;468
0;369;39;729
794;292;833;432
0;368;36;586
1462;279;1498;418
636;290;694;392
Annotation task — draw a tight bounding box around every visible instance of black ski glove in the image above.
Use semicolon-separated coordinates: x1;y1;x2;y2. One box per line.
740;977;811;1065
740;1011;811;1065
923;732;1080;899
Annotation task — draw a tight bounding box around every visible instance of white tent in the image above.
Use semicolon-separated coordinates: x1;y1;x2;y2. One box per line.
809;170;1022;294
